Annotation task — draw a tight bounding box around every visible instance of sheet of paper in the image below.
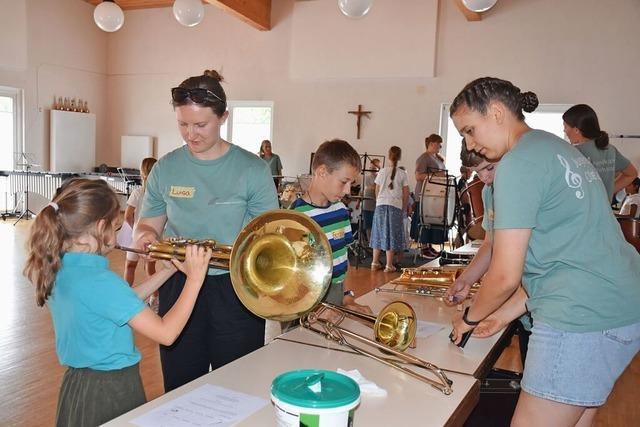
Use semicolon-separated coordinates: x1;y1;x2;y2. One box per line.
416;320;445;339
131;384;269;427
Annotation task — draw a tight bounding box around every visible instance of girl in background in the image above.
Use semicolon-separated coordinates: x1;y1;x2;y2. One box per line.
370;146;409;272
24;178;211;426
563;104;637;200
124;157;157;286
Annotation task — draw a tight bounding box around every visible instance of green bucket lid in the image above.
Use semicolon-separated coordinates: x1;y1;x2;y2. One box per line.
271;369;360;409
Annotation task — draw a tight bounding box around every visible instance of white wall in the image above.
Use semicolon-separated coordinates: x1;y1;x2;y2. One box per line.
2;0;639;181
0;0;107;170
103;0;640;188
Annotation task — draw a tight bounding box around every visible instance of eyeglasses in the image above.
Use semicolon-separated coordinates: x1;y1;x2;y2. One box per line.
171;87;224;105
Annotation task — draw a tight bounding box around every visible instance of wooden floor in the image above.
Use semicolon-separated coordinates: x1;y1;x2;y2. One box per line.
0;220;637;426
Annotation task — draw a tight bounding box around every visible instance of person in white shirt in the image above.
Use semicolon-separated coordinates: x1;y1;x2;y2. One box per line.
370;146;410;272
619;177;640;218
124;157;157;285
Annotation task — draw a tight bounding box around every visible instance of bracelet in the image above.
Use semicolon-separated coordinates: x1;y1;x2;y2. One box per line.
462;306;480;326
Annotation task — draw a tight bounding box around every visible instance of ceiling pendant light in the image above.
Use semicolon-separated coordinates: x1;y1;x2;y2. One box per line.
93;0;124;32
338;0;374;19
173;0;205;27
462;0;498;13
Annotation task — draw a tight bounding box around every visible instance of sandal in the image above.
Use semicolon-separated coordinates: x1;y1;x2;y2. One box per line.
383;265;397;273
371;262;382;271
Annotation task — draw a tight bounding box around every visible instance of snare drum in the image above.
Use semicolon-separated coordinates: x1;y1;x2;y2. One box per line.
617;216;640;253
459;178;485;240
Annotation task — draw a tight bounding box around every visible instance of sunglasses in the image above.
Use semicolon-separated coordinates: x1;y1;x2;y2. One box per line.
171;87;224;104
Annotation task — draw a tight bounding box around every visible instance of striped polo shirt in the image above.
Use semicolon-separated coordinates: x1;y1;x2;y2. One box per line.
290;198;353;285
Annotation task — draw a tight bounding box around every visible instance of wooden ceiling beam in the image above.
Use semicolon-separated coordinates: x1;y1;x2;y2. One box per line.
83;1;271;30
205;0;271;31
454;0;482;22
84;1;175;10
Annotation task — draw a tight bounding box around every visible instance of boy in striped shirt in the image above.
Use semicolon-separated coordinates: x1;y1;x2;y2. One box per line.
291;139;371;313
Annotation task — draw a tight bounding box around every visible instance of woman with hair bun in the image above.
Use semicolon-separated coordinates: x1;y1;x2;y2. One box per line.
133;69;279;392
563;103;637;200
448;77;640;426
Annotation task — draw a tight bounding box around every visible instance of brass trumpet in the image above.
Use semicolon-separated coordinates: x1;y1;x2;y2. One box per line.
376;267;479;299
118;209;453;394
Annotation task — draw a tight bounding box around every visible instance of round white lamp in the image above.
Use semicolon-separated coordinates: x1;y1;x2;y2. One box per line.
173;0;205;27
338;0;374;19
462;0;498;13
93;0;124;32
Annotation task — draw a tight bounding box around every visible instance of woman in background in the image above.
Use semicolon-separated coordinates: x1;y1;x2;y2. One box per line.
259;139;283;189
563;104;637;200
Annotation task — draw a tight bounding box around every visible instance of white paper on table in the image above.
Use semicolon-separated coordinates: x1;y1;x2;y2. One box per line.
416;320;445;339
131;384;269;427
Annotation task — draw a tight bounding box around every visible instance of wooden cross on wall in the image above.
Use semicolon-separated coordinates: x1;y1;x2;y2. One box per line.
348;104;372;139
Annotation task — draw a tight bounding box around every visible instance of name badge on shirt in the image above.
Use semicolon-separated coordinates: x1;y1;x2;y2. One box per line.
170;186;196;198
332;229;345;240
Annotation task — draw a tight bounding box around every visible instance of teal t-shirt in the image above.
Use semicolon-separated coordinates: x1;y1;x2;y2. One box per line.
481;184;493;234
574;140;630;200
263;154;283;176
493;130;640;332
142;144;279;274
48;253;145;370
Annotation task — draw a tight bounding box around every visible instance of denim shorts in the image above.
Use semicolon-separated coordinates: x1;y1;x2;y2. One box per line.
521;321;640;406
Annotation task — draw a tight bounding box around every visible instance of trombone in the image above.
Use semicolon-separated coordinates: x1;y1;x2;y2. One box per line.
376;267;479;299
117;210;453;394
301;301;453;395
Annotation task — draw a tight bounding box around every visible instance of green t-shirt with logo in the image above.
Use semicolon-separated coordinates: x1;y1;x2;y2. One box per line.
141;144;279;274
574;139;630;200
493;130;640;332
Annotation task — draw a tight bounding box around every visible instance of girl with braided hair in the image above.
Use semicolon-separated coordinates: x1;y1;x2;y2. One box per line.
448;77;640;426
370;146;410;272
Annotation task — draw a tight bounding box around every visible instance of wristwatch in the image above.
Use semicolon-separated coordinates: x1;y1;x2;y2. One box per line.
343;289;355;297
462;306;480;326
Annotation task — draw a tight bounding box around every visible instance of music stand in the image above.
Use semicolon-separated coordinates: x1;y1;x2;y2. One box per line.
14;153;39;225
349;152;384;269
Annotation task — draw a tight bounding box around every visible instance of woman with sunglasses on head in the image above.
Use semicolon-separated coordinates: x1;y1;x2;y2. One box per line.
133;69;279;392
448;77;640;426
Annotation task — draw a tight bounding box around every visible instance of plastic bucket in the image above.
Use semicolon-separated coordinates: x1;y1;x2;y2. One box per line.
271;369;361;427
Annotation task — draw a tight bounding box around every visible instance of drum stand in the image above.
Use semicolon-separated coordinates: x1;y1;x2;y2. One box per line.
14;157;38;225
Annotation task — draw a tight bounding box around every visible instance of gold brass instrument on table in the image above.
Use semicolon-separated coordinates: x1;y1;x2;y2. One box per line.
301;301;453;395
376;267;479;300
117;209;453;394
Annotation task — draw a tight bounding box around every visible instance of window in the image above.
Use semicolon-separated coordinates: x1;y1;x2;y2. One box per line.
439;103;572;177
220;101;273;154
0;86;23;171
